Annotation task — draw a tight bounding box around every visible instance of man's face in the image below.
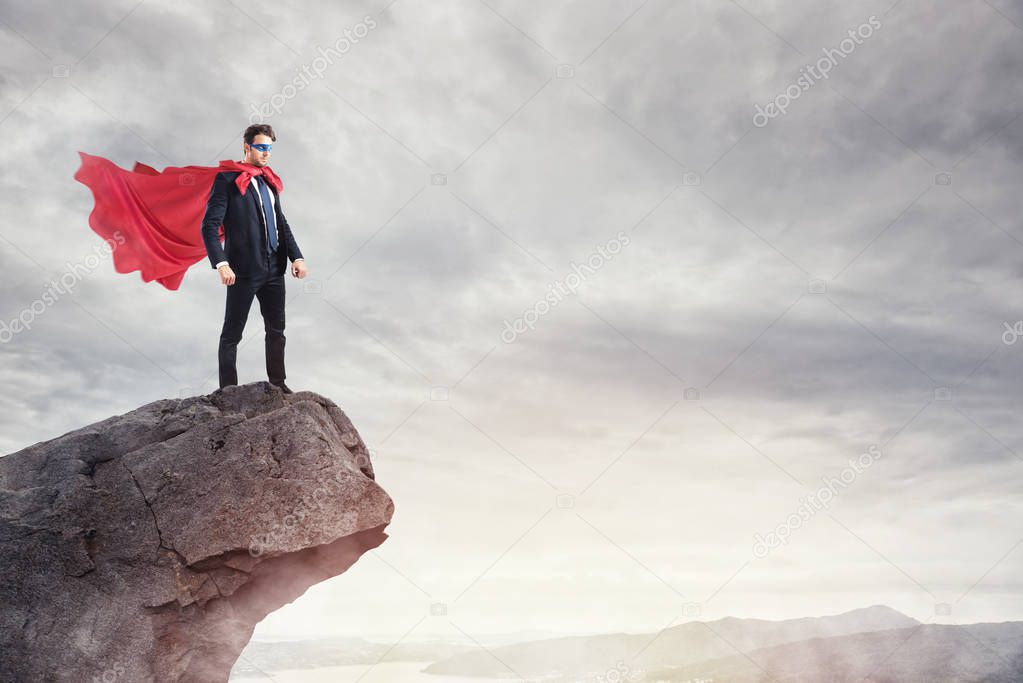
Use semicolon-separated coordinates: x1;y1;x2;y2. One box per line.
243;134;273;166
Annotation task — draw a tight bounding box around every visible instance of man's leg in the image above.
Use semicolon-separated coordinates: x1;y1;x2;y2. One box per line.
256;272;287;384
218;278;259;388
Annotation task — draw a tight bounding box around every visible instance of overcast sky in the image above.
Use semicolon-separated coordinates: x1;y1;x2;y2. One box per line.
2;0;1023;648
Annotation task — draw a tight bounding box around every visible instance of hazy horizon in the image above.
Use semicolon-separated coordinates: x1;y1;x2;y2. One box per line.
245;602;1022;644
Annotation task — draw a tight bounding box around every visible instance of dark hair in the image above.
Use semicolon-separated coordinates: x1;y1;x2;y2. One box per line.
243;124;276;144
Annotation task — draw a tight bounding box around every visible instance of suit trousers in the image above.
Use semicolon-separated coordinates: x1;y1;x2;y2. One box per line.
218;260;287;388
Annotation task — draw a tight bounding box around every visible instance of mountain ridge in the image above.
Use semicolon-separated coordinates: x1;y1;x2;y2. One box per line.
422;604;920;678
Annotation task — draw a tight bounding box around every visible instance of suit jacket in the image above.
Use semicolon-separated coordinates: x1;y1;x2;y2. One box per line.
200;171;303;277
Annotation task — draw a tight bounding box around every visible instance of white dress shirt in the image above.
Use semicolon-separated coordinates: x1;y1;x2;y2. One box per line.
215;176;304;269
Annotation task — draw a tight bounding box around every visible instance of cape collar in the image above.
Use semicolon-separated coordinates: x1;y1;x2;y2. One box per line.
217;159;283;195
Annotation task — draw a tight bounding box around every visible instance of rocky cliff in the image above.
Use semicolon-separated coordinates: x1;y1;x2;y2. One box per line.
0;382;393;682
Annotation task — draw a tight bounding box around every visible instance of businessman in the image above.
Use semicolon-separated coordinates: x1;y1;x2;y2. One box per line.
201;124;307;393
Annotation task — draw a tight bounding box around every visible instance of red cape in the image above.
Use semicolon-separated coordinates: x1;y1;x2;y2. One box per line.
73;152;283;290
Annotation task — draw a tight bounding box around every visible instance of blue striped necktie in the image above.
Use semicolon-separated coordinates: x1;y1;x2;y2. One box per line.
256;176;278;253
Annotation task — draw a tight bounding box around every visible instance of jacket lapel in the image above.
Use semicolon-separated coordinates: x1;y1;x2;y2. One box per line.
245;177;260;213
246;177;269;235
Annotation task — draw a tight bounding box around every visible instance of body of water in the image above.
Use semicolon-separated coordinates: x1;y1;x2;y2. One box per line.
232;660;522;683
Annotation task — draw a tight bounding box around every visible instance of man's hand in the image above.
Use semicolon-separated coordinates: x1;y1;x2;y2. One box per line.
218;264;236;286
291;260;308;279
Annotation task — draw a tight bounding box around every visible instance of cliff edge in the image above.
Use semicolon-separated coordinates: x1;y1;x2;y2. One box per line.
0;382;393;682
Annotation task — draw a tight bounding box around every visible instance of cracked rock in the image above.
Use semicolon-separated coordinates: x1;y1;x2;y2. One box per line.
0;381;393;682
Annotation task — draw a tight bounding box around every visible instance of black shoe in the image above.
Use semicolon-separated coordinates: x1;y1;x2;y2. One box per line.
271;381;293;394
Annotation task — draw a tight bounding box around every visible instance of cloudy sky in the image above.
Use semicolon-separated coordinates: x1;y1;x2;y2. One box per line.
2;0;1023;649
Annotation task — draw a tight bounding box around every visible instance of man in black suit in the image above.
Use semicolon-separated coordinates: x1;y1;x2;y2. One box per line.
201;124;307;393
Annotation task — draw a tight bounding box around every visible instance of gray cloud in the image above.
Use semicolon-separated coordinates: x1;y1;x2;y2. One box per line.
2;0;1022;642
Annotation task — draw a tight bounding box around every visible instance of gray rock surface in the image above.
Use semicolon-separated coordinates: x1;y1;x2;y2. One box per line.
0;381;393;682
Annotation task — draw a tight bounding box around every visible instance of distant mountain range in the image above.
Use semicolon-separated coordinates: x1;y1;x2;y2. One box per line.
423;604;919;678
639;622;1023;682
230;606;1023;682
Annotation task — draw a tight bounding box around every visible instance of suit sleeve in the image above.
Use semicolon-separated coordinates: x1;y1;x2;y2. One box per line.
276;197;304;262
201;172;229;269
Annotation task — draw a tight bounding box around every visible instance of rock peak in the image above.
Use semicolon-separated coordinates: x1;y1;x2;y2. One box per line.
0;381;393;682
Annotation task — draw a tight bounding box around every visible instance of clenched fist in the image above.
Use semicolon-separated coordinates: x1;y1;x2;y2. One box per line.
218;264;236;286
